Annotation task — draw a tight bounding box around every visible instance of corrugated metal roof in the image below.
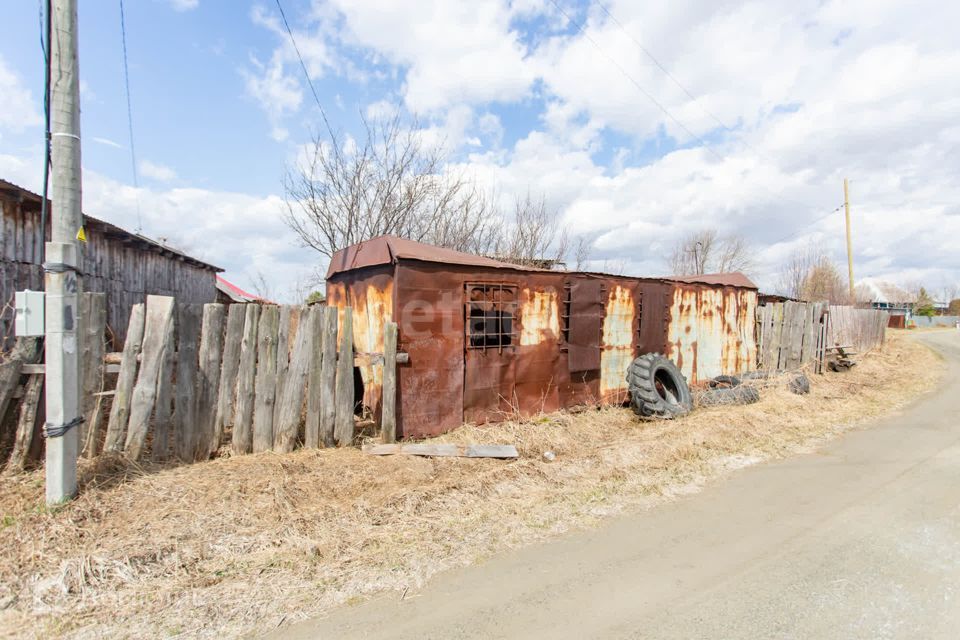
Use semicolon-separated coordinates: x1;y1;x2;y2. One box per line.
326;235;527;278
0;177;222;272
216;275;268;303
671;272;758;289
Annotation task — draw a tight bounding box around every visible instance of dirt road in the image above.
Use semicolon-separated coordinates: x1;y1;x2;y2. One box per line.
276;331;960;639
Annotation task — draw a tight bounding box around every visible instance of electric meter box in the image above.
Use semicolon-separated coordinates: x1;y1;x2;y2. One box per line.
14;290;45;337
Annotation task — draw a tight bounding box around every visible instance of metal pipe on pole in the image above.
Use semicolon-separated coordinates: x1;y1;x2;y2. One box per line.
45;0;83;504
843;178;855;302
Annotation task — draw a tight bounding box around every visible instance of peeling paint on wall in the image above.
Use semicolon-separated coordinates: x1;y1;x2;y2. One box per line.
519;288;559;346
600;285;635;398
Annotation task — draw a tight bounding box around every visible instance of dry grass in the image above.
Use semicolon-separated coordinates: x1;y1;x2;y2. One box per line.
0;332;944;639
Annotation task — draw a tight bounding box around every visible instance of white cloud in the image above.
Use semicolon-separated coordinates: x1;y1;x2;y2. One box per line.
92;137;124;149
242;52;303;142
0;55;42;137
168;0;199;12
139;159;177;182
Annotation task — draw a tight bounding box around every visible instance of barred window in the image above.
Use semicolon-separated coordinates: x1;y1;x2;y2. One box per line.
465;283;517;350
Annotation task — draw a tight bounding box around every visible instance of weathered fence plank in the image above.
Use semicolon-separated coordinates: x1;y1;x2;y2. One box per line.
381;321;398;444
79;292;107;446
273;305;292;425
252;305;280;453
213;303;245;453
274;306;312;452
125;295;176;460
335;307;354;447
174;304;202;461
304;305;323;448
194;303;226;460
6;374;43;472
104;303;145;453
232;304;260;455
151;318;176;462
319;306;337;447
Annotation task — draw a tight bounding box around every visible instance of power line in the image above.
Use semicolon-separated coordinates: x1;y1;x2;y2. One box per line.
274;0;331;130
548;0;842;231
118;0;143;232
767;204;844;248
591;0;733;134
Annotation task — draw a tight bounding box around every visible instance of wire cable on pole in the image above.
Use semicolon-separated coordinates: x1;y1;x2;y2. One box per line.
119;0;143;233
274;0;331;130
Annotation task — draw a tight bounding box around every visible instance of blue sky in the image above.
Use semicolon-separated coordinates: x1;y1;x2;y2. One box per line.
1;0;958;300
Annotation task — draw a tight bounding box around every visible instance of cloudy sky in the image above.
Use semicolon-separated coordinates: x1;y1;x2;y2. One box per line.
1;0;957;300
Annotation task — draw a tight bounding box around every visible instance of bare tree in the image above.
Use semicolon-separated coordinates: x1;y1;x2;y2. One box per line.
573;236;593;271
492;193;568;268
669;229;753;276
776;243;847;303
283;110;501;260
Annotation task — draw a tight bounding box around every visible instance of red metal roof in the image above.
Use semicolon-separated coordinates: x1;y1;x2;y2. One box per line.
326;235;525;278
671;272;758;289
216;275;269;303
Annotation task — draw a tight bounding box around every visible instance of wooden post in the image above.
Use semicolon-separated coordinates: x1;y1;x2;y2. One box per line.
381;321;398;443
6;374;44;472
173;304;202;461
78;292;106;446
273;305;293;425
125;295;176;460
194;303;225;460
334;307;354;447
304;305;323;448
151;318;176;461
232;304;260;455
213;303;245;454
252;305;279;453
274;306;312;453
104;303;145;452
318;306;337;447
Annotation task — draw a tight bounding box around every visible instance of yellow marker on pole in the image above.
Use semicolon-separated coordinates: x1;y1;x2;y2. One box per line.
76;226;86;242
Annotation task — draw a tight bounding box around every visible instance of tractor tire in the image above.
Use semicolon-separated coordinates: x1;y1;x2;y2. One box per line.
788;373;811;395
741;370;774;381
626;353;693;419
708;374;741;389
696;385;761;407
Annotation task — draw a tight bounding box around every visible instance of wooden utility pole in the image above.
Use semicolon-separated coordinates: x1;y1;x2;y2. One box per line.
843;178;855;301
45;0;83;504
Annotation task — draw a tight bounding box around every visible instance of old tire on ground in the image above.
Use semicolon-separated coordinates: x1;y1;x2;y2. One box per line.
788;373;811;395
708;374;741;389
696;385;761;407
626;353;693;419
741;370;774;381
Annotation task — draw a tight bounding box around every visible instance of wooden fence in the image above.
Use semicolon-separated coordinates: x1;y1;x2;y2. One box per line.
826;305;888;353
85;295;400;462
757;302;888;374
1;293;400;469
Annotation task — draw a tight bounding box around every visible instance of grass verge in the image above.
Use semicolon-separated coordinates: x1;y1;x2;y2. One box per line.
0;331;944;639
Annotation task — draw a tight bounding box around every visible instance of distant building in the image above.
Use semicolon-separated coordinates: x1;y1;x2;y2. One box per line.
1;178;221;349
855;278;914;314
215;275;269;304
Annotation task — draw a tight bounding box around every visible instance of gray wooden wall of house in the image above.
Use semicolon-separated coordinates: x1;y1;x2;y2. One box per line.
1;195;217;350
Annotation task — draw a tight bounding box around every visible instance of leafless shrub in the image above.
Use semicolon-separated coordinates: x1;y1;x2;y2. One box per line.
776;242;848;303
669;229;753;276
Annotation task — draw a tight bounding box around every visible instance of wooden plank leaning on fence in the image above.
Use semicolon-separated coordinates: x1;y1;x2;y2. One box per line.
194;303;226;460
79;292;106;448
274;306;312;452
174;304;203;461
319;306;338;447
125;295;176;460
381;321;398;443
304;305;324;448
232;304;260;455
766;303;784;370
151;318;176;462
104;303;145;453
252;305;280;453
334;307;354;447
6;373;44;472
213;303;245;454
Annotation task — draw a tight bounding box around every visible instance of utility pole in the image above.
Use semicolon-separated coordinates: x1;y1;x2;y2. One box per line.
45;0;83;504
843;178;855;302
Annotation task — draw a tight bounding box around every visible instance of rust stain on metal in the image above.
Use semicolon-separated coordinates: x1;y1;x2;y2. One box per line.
519;288;559;346
325;236;759;439
600;284;634;398
667;284;758;383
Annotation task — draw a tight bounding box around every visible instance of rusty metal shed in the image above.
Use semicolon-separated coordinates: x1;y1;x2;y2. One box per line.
326;235;758;439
